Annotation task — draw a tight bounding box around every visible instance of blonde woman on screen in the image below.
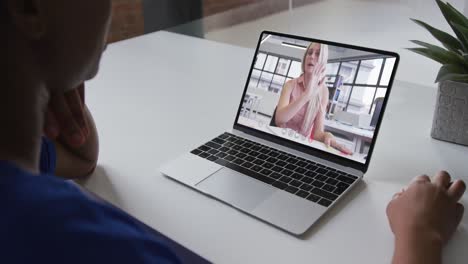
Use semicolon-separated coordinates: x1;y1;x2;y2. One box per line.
274;43;352;154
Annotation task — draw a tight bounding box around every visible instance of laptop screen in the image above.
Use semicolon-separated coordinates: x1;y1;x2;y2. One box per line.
235;32;398;165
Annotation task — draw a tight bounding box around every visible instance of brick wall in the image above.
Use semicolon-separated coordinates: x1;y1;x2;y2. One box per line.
108;0;144;43
203;0;258;16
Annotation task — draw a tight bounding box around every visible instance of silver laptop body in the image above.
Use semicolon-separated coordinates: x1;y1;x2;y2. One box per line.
160;31;399;235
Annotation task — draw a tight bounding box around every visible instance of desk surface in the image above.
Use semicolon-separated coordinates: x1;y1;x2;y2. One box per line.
82;31;468;263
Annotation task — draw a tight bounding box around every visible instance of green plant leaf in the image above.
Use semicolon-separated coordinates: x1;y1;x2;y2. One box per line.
445;1;468;26
435;64;468;82
407;46;467;67
436;0;468;50
410;18;463;53
450;23;468;52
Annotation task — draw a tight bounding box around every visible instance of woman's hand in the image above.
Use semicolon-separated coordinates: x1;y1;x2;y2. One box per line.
323;132;353;155
305;63;326;99
387;172;465;245
44;83;90;148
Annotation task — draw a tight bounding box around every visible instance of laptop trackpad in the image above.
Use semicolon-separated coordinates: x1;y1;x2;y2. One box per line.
196;167;276;212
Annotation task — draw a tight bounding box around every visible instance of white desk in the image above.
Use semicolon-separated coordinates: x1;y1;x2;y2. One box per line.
324;119;374;154
82;31;468;263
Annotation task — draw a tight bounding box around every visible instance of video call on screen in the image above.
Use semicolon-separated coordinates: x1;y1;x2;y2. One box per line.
237;33;397;164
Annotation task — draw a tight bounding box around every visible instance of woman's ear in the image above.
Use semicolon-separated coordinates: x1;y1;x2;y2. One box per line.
7;0;46;39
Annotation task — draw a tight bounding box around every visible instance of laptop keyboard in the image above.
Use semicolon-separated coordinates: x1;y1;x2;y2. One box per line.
190;133;358;207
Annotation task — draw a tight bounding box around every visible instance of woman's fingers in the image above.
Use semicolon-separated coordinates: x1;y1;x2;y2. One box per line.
434;170;451;189
64;88;89;137
448;180;466;202
50;93;85;147
410;175;431;185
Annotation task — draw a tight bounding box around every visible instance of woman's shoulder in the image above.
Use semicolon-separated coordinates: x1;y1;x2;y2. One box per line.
282;78;296;93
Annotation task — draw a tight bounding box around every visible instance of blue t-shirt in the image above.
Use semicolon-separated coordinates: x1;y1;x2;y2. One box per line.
0;138;180;263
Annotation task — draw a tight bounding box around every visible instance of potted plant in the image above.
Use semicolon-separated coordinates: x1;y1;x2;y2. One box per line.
410;0;468;146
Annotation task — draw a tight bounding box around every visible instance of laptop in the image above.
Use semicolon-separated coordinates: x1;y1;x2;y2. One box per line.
160;31;399;235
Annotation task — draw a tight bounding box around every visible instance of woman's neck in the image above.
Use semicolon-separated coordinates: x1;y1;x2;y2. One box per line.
0;47;49;174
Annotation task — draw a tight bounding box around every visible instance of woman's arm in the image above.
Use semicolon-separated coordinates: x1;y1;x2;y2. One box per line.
313;86;353;154
275;81;310;126
312;85;329;142
54;105;99;179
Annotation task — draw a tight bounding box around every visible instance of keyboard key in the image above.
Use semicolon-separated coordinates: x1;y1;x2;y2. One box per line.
316;168;327;174
242;142;253;148
323;184;335;192
225;155;235;161
208;149;219;155
281;169;293;176
212;138;225;145
267;157;278;163
219;146;230;152
338;175;355;184
311;188;338;201
337;182;350;189
224;142;234;148
294;167;307;174
285;186;299;194
318;198;332;207
270;172;282;179
250;151;260;157
242;162;254;169
326;171;339;178
269;151;280;158
260;169;272;176
253;159;264;165
300;183;313;192
271;166;283;172
244;156;255;162
199;152;210;158
291;173;303;180
251;146;261;151
311;180;325;188
251;165;262;172
263;162;274;169
218;133;230;140
297;161;308;167
227;149;239;156
207;155;218;161
285;164;297;171
232;145;242;151
286;157;298;164
239;147;251;153
191;149;202;155
305;170;317;178
306;164;318;171
307;194;320;202
199;145;210;152
326;178;338;185
259;148;270;154
301;177;313;184
278;154;289;160
258;154;269;160
272;181;287;190
206;142;221;149
344;173;358;180
236;153;247;159
296;190;309;198
316;175;328;182
276;160;287;167
233;158;244;165
290;180;302;187
334;187;347;195
279;176;292;184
